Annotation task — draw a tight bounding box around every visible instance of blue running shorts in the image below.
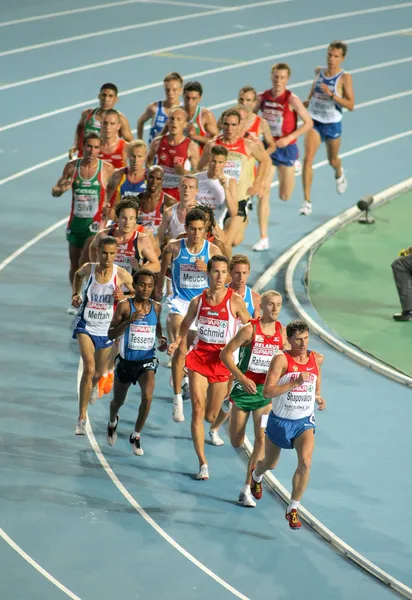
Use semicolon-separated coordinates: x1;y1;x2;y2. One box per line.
265;410;315;449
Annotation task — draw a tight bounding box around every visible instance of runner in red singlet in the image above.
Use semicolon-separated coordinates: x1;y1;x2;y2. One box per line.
167;255;251;480
98;109;128;169
237;86;275;150
137;166;176;249
147;107;199;201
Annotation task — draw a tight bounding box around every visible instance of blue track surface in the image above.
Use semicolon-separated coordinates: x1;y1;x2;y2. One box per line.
1;1;412;598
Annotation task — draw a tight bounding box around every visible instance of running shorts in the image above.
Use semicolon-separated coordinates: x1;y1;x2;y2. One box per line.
223;199;249;223
115;356;159;385
313;120;342;142
72;328;113;349
230;381;271;412
270;143;299;167
167;297;197;331
185;347;231;383
265;410;315;449
66;216;95;248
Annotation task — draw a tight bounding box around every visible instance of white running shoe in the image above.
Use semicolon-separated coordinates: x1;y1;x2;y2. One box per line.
238;488;257;507
167;359;172;368
196;463;209;480
221;398;232;413
294;159;302;176
299;201;312;216
209;429;224;446
172;396;185;422
67;305;78;315
252;237;269;252
129;434;144;456
107;416;119;446
336;169;347;194
75;419;87;435
182;380;191;401
89;384;98;405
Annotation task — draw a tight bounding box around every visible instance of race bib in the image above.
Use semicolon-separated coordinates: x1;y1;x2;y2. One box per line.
162;166;181;189
223;160;241;181
128;324;156;351
73;194;99;218
266;113;283;138
180;264;208;289
84;302;113;327
198;316;228;344
248;344;280;373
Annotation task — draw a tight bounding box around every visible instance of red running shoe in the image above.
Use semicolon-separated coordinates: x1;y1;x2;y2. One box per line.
285;509;302;529
250;470;263;500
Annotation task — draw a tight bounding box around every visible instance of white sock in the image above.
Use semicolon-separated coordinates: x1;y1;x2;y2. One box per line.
288;499;300;512
108;368;114;374
109;420;117;427
336;168;345;180
183;376;189;386
252;470;263;483
103;371;108;377
131;431;140;439
242;484;250;494
174;393;183;402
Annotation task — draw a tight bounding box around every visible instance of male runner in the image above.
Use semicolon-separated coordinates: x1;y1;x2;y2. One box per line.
137;72;183;143
137;166;176;245
71;235;134;435
253;63;313;250
52;132;114;310
199;109;270;247
251;320;326;529
107;269;168;456
196;205;231;260
147;107;199;201
98;109;128;169
69;83;133;158
238;86;275;148
167;255;251;480
183;81;219;152
155;208;220;422
220;291;285;506
105;140;147;211
157;175;198;246
301;41;355;215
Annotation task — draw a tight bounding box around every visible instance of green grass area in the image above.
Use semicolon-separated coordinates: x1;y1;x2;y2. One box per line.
309;191;412;376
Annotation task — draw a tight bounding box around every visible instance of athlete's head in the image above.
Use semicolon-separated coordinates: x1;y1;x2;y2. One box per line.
238;86;257;113
98;83;118;109
260;290;282;321
209;145;228;177
101;109;121;138
168;106;188;135
271;63;291;92
82;132;101;159
286;320;310;354
133;268;155;300
115;198;139;233
97;235;117;267
183;81;203;112
233;104;249;133
221;108;241;139
179;175;198;205
229;254;250;289
196;204;215;235
163;72;183;104
147;165;164;193
327;41;348;69
207;255;229;289
185;207;206;244
127;139;147;170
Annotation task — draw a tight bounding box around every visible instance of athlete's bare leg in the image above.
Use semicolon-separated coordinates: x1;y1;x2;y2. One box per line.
258;165;276;238
291;427;315;501
325;137;342;178
204;381;229;424
79;236;94;268
189;370;209;466
254;434;282;477
172;331;195;394
229;404;249;448
110;378;131;421
224;215;247;247
277;165;295;201
77;334;111;420
302;129;322;202
134;370;155;432
68;243;82;285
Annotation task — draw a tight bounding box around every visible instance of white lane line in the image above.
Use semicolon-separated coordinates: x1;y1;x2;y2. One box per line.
0;153;68;187
0;528;81;599
1;27;410;134
0;0;292;58
0;4;411;91
0;0;221;27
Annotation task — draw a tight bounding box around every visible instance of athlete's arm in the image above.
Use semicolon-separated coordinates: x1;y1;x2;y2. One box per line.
52;162;76;197
108;299;132;340
334;72;355;111
156;205;172;246
154;239;175;299
203;109;219;139
186;141;200;172
314;351;326;410
232;294;252;325
137;103;155;140
101;161;115;187
280;325;291;350
263;353;310;399
220;324;257;394
117;267;135;295
119;114;134;142
146;137;161;167
167;296;200;355
211;229;231;259
69;110;88;158
153;302;168;351
251;290;261;318
71;263;92;305
259;118;276;155
224;176;238;218
304;76;318;107
247;141;271;198
138;234;161;273
163;192;178;209
104;169;123;209
197;140;213;171
276;95;313;148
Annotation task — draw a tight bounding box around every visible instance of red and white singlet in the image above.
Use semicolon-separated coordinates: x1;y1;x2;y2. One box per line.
272;351;319;420
98;139;127;169
156;135;191;200
259;89;297;144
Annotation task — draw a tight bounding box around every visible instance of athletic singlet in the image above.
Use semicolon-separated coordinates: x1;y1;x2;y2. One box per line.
215;136;255;200
260;89;297;143
171;239;210;302
188;105;208;154
272;350;319;420
242;285;255;318
195;171;228;227
108;224;143;273
238;318;283;384
149;101;169;144
79;108;101;153
194;288;238;352
247;114;262;137
98;139;127;169
119;299;158;361
116;168;146;202
169;204;186;238
69;159;105;225
75;264;118;336
137;192;165;234
156;135;191;190
309;68;344;124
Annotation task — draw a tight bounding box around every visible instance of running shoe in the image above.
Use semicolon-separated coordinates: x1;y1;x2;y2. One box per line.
103;372;114;395
285;509;302;529
336;169;347;194
129;433;144;456
209;429;224;446
299;201;312;216
172;396;185;422
89;384;98;405
294;159;302;176
238;488;256;508
221;398;233;413
67;305;78;316
75;419;87;436
182;380;191;401
167;359;172;368
250;470;263;500
252;237;269;252
107;416;119;446
196;464;209;480
98;376;106;398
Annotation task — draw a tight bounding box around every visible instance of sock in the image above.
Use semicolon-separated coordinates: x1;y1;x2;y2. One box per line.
288;499;300;512
252;470;263;484
102;371;108;378
131;431;140;440
183;376;189;386
174;393;183;402
109;420;117;427
242;484;250;494
261;236;268;241
108;368;114;374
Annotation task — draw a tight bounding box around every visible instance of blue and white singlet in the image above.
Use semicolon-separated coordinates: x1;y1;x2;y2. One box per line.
119;299;158;361
148;101;169;144
308;68;344;124
171;239;211;302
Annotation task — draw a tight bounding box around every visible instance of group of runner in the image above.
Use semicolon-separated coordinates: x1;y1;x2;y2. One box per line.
51;40;355;527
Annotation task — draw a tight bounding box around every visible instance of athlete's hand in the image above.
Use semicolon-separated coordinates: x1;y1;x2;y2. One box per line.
303;100;310;108
173;164;186;175
320;83;333;97
114;286;126;301
219;176;228;188
129;257;140;270
195;259;207;272
157;336;168;352
68;145;79;159
71;294;82;308
275;136;291;149
167;341;179;356
315;395;326;410
295;372;311;386
102;202;111;219
184;124;196;138
247;182;259;197
128;308;147;323
240;376;257;395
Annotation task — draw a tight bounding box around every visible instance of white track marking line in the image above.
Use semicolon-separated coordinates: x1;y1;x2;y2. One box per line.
0;528;81;599
0;0;220;27
0;0;292;58
1;28;410;134
0;4;411;91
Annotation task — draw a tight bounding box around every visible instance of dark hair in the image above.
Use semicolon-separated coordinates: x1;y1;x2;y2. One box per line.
103;108;120;121
133;268;156;284
329;40;348;57
100;83;118;95
286;320;309;338
98;235;117;249
196;205;215;233
222;108;241;124
83;132;101;143
185;207;206;227
207;254;229;273
115;198;139;219
184;81;203;96
211;145;228;158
